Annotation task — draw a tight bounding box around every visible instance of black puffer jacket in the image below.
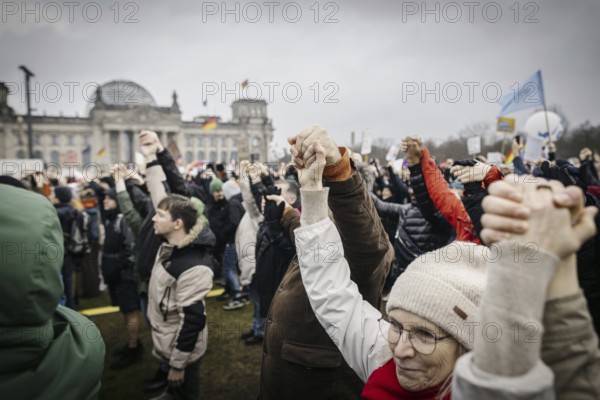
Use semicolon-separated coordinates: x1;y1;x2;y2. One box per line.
372;195;454;269
54;203;78;239
207;194;244;248
372;164;455;269
101;209;136;284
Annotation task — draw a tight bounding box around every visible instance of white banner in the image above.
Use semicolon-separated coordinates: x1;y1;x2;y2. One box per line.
524;135;544;162
386;145;399;162
361;131;372;155
467;136;481;155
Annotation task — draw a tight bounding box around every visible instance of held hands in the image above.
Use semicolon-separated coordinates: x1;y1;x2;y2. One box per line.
139;130;164;159
450;161;488;184
580;147;593;161
401;136;423;166
288;125;334;190
288;125;341;168
481;174;597;260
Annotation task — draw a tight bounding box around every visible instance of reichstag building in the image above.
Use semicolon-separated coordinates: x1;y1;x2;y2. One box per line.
0;80;274;169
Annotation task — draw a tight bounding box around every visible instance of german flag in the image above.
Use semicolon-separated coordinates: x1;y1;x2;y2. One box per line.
202;117;218;132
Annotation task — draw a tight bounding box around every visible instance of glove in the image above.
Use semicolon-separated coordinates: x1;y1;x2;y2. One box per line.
264;198;285;223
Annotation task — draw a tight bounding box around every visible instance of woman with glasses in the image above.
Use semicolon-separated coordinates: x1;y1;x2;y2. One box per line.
291;135;600;399
292;137;488;399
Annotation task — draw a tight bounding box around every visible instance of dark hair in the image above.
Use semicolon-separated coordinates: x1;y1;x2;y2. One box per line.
157;194;197;233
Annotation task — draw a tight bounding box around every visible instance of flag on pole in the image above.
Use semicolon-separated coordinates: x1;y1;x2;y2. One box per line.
241;79;249;89
97;147;106;157
498;70;545;116
202;117;218;132
497;117;516;133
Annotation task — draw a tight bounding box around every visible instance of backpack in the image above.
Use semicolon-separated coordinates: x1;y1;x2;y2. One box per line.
66;211;90;256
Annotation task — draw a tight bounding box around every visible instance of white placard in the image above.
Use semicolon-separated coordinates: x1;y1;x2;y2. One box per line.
524;135;544;162
361;131;372;155
467;136;481;155
386;145;399;162
487;152;504;164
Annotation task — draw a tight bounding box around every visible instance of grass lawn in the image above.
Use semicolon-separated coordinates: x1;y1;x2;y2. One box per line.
81;287;262;400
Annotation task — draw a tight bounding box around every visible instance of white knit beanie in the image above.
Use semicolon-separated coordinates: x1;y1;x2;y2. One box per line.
222;180;241;201
386;242;488;350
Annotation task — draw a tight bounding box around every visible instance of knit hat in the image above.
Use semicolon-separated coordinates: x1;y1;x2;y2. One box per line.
190;196;209;227
210;178;223;193
104;188;118;201
99;176;115;188
222;180;241;201
386;242;487;350
54;186;73;204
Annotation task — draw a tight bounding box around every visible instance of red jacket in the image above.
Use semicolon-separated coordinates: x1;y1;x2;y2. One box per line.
418;147;480;244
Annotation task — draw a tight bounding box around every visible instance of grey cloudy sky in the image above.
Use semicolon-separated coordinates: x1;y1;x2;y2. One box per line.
1;0;599;150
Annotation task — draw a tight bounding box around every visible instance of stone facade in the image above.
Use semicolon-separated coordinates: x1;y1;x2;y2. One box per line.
0;80;274;170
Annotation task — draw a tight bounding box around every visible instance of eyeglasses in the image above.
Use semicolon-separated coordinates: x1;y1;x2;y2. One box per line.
378;316;452;355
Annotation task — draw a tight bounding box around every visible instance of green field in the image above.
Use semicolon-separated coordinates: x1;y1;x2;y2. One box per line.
82;289;262;400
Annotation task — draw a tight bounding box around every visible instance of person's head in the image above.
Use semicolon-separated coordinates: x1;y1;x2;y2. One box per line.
382;242;487;393
275;179;300;207
0;184;64;327
52;185;73;205
210;178;224;201
381;186;393;200
99;176;115;190
103;189;118;211
152;194;198;241
222;180;241;201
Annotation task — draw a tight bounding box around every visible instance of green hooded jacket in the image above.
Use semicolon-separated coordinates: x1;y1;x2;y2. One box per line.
0;185;105;399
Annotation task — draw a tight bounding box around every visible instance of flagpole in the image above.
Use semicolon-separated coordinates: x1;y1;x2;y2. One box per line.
540;70;552;144
543;103;552;144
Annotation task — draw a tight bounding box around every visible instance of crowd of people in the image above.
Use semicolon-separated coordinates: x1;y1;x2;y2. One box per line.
1;126;599;400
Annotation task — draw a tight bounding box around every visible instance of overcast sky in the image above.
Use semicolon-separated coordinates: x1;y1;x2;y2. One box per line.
1;0;599;150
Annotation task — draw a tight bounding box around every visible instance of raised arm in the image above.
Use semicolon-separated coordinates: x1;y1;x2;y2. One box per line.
140;130;168;209
291;125;393;307
403;136;478;243
291;136;391;381
454;175;600;399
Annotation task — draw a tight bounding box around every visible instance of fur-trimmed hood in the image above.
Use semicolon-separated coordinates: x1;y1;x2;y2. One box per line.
178;219;216;249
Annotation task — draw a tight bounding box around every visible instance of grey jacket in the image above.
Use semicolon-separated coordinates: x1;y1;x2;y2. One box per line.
453;243;600;400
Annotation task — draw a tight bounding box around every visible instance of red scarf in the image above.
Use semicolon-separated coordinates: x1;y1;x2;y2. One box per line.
362;359;450;400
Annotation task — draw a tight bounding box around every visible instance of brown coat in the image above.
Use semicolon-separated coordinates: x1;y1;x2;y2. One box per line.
259;163;394;400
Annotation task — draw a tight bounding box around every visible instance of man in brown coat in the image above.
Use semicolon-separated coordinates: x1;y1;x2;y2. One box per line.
259;126;394;399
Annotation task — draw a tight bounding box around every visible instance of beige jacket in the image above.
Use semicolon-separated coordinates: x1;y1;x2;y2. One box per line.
146;163;215;370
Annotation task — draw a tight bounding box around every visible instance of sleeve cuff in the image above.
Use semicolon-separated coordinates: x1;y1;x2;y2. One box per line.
300;188;329;226
323;147;351;182
453;353;554;400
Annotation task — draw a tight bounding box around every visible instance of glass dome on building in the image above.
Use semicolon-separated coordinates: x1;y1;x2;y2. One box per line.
89;80;157;108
